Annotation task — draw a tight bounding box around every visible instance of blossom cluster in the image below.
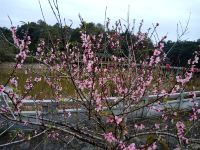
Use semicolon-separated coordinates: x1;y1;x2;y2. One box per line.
11;26;31;64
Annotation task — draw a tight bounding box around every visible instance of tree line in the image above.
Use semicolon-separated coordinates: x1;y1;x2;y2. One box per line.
0;20;105;62
0;20;200;67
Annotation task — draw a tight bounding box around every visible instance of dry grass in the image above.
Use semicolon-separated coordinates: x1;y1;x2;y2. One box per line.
1;63;200;100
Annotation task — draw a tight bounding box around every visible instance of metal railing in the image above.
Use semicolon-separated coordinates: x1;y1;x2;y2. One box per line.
1;90;200;117
1;88;200;132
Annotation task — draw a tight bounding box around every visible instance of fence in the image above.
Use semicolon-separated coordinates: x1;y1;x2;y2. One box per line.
1;90;200;131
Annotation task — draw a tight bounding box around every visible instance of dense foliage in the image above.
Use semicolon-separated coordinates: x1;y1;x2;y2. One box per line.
164;40;200;67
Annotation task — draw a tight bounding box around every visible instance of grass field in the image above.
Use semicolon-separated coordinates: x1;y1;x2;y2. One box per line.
1;63;200;100
0;63;75;99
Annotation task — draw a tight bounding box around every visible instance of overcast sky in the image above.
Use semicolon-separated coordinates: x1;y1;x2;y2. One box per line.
0;0;199;41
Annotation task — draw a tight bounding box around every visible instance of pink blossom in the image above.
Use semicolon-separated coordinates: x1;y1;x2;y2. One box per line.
106;116;114;123
99;77;106;86
0;85;5;93
155;57;161;64
25;84;33;90
16;51;27;63
190;113;197;121
165;64;170;69
86;61;93;72
147;142;157;150
138;33;146;42
176;72;192;85
123;143;137;150
173;112;177;116
188;59;191;65
56;85;62;91
153;49;161;56
159;42;164;49
118;87;128;95
112;55;118;61
0;105;8;113
15;99;23;112
190;66;198;73
192;55;199;64
176;121;185;139
103;132;116;143
115;116;122;125
10;77;18;87
48;131;59;140
11;26;19;47
34;77;42;82
95;104;102;112
134;124;145;130
119;141;126;149
17;64;22;69
155;123;160;129
190;107;199;121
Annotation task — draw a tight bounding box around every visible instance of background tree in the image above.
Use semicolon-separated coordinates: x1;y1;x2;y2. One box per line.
164;40;200;67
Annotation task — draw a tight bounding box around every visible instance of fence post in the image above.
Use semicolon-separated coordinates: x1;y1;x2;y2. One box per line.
42;100;58;120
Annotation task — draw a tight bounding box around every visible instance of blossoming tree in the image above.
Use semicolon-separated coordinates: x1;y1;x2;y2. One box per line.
0;3;200;150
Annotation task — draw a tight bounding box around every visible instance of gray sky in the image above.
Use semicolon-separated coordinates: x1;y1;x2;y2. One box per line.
0;0;199;41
